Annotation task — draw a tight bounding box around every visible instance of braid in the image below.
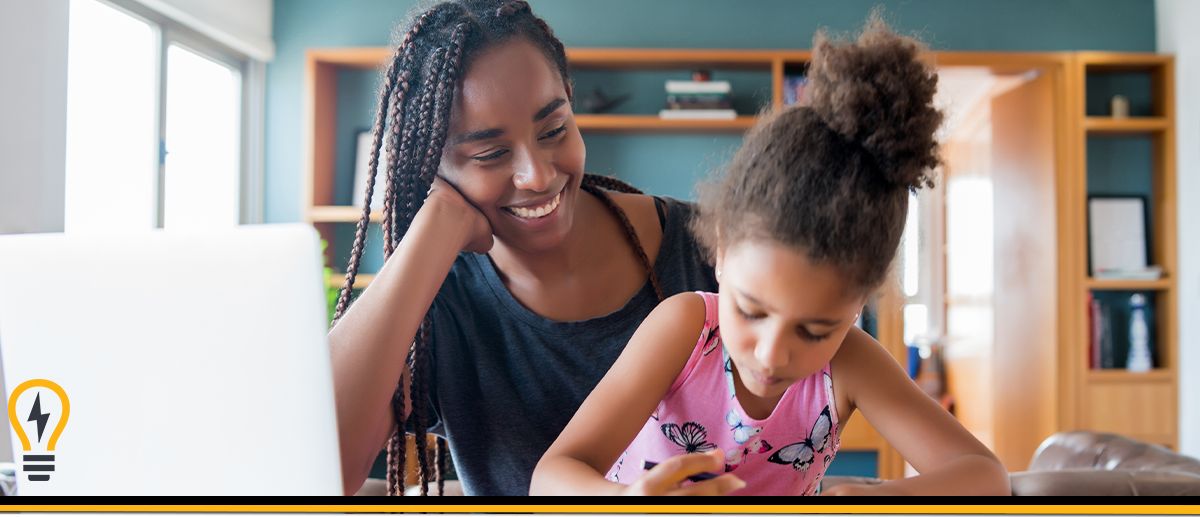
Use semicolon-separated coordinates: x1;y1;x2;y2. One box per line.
435;437;448;495
381;13;430;258
580;175;664;302
405;314;434;496
582;173;643;195
384;371;407;496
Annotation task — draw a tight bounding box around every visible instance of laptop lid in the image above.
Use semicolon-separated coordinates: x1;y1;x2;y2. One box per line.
0;224;343;495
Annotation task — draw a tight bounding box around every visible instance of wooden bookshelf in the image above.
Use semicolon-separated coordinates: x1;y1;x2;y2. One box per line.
1061;52;1178;450
310;205;379;223
1083;116;1169;133
1087;368;1173;383
574;114;757;133
1084;277;1171;290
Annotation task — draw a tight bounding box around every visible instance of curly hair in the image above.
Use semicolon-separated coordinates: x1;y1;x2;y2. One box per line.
330;0;661;496
692;13;943;293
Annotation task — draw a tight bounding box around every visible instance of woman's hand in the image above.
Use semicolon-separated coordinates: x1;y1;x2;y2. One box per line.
424;175;493;254
620;450;745;496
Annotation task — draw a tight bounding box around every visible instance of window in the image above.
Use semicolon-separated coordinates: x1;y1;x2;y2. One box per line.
900;187;946;350
64;0;263;232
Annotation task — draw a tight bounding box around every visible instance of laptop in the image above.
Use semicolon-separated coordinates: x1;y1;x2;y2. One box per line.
0;224;343;496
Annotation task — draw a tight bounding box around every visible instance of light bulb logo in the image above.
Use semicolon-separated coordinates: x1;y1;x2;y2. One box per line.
7;379;69;482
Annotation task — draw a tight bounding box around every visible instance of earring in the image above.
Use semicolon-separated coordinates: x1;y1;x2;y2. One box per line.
716;269;722;278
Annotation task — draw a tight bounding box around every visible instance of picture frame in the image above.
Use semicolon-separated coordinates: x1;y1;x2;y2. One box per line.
1087;195;1150;277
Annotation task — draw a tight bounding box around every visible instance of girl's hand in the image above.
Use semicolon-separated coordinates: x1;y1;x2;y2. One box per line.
424;175;493;254
620;450;745;496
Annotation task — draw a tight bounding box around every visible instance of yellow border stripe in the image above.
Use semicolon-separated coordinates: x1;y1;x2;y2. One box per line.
0;506;1194;513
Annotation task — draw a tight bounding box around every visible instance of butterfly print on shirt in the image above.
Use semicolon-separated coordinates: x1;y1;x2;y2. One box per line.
767;406;833;473
661;421;718;454
726;410;763;444
724;435;773;472
702;325;721;355
607;451;627;483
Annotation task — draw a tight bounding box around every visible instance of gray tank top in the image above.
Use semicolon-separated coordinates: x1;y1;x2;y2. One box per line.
418;195;718;496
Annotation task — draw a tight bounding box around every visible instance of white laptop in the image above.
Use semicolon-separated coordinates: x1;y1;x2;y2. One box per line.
0;224;343;496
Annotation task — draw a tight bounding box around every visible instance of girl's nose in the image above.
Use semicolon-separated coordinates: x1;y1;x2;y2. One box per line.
754;328;790;370
512;148;554;192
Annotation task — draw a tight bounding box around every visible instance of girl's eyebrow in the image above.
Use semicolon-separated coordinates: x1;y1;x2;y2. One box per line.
734;287;843;326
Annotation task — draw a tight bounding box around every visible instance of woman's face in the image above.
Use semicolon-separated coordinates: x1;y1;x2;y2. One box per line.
439;38;585;253
715;239;865;404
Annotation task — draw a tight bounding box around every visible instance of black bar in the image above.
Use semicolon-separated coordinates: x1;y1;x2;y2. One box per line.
28;475;49;481
23;455;53;462
23;464;54;471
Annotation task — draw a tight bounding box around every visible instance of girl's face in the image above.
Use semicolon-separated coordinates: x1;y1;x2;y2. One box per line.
439;38;585;253
715;239;866;405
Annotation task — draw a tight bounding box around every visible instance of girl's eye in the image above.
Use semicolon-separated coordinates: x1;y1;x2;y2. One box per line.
736;304;765;321
471;149;508;162
539;125;567;140
799;327;831;342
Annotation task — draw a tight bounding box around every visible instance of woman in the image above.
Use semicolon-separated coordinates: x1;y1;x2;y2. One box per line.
328;0;718;496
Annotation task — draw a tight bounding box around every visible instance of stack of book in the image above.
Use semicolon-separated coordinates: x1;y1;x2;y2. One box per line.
1087;290;1156;370
659;80;736;120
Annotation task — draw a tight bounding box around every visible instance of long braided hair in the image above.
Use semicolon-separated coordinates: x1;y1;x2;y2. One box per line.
330;0;663;496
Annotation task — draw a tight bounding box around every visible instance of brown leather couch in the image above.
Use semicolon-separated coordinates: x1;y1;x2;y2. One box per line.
823;430;1200;496
357;430;1200;496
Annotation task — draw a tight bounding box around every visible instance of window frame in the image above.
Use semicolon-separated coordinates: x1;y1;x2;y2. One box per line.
92;0;265;225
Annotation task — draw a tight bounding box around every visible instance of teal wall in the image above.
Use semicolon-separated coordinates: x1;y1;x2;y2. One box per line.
265;0;1157;223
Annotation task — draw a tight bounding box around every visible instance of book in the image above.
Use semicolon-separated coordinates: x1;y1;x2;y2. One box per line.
658;109;737;120
666;99;734;110
665;80;731;94
1088;292;1099;369
1089;290;1157;370
1094;265;1162;280
666;93;730;103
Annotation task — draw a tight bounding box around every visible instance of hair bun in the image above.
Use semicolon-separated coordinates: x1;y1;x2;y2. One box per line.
495;0;531;18
806;14;942;190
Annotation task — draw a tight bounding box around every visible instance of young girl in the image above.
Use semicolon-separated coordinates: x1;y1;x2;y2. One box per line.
530;18;1011;496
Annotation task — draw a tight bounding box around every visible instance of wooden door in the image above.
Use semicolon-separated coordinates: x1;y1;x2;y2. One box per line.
990;70;1060;471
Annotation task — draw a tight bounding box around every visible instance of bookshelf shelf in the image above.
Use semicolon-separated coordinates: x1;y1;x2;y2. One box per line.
574;114;757;133
1087;368;1173;383
309;205;379;223
1083;117;1169;133
1085;277;1171;290
327;272;374;289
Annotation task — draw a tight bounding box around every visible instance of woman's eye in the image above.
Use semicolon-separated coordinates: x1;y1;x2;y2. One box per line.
539;125;567;140
471;149;508;162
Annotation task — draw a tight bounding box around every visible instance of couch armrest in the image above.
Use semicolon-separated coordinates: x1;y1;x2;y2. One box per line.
1010;468;1200;496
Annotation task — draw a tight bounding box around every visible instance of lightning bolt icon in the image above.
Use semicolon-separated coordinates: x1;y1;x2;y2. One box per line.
27;392;50;443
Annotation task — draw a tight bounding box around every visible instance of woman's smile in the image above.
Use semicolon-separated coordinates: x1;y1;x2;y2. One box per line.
503;191;561;219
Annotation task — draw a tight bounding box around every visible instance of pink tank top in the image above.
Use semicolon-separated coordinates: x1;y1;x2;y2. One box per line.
605;291;841;496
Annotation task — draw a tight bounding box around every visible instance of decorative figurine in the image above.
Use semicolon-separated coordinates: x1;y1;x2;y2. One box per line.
580;87;631;114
